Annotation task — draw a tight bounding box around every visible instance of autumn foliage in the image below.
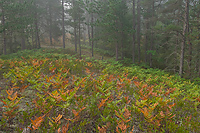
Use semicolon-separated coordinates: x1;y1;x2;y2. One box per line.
0;49;199;132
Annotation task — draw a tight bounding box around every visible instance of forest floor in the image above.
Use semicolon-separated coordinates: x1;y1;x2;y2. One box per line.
0;43;199;133
0;43;115;132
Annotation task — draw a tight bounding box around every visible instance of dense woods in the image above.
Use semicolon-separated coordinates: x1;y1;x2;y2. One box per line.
0;0;200;79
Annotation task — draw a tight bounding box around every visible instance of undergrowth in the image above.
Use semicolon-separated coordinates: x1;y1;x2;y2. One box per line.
0;49;199;132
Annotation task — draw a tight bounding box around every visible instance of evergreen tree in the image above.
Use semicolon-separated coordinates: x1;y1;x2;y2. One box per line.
96;0;130;61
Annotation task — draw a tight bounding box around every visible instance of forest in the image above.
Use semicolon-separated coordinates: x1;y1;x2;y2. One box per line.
0;0;199;80
0;0;200;132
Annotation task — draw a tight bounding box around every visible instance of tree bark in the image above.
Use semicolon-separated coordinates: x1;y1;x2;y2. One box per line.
31;25;34;49
121;30;124;60
197;10;200;77
73;0;77;52
116;42;118;61
49;1;53;46
145;22;149;64
149;0;154;67
36;20;40;49
121;0;126;60
62;0;65;48
34;2;40;49
179;0;189;77
78;14;81;57
83;30;86;45
175;30;179;73
74;23;77;52
21;31;26;50
87;18;91;46
137;0;141;63
1;5;6;55
132;0;136;63
91;0;94;57
188;27;192;78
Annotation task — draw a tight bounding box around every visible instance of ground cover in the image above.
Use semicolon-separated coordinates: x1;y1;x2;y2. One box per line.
0;49;199;132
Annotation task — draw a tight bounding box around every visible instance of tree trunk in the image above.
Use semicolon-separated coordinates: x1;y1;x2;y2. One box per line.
116;42;118;61
132;0;136;63
49;2;53;46
62;0;65;48
78;15;81;57
145;22;149;64
83;30;86;45
197;10;200;77
188;28;192;78
31;25;34;49
74;23;77;52
21;31;26;50
175;31;179;73
9;31;13;52
1;5;6;55
91;0;94;57
36;21;40;49
149;0;154;67
121;31;124;60
35;12;40;48
198;56;200;77
137;0;141;63
73;0;77;52
199;60;200;77
87;16;91;46
121;0;126;60
179;0;189;77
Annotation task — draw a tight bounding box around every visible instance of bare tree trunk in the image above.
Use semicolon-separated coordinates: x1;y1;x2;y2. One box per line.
36;20;40;49
132;0;136;63
120;0;126;60
78;15;81;57
34;2;40;48
196;28;200;76
137;0;141;63
87;16;91;46
72;0;77;52
21;31;26;50
83;30;86;45
49;2;53;46
145;22;149;64
116;42;118;61
121;31;124;60
188;29;192;78
199;60;200;77
198;55;200;77
175;31;179;73
179;0;189;77
149;0;154;67
9;31;13;52
74;23;77;52
31;25;34;49
91;0;94;57
62;0;65;48
1;5;6;55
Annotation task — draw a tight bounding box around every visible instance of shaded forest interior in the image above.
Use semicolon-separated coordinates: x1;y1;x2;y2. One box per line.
0;0;200;80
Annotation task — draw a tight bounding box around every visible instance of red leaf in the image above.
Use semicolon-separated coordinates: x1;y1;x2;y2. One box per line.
62;123;69;133
98;97;109;109
168;103;176;110
0;99;7;105
21;56;25;60
72;109;78;117
30;115;45;130
160;111;165;118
